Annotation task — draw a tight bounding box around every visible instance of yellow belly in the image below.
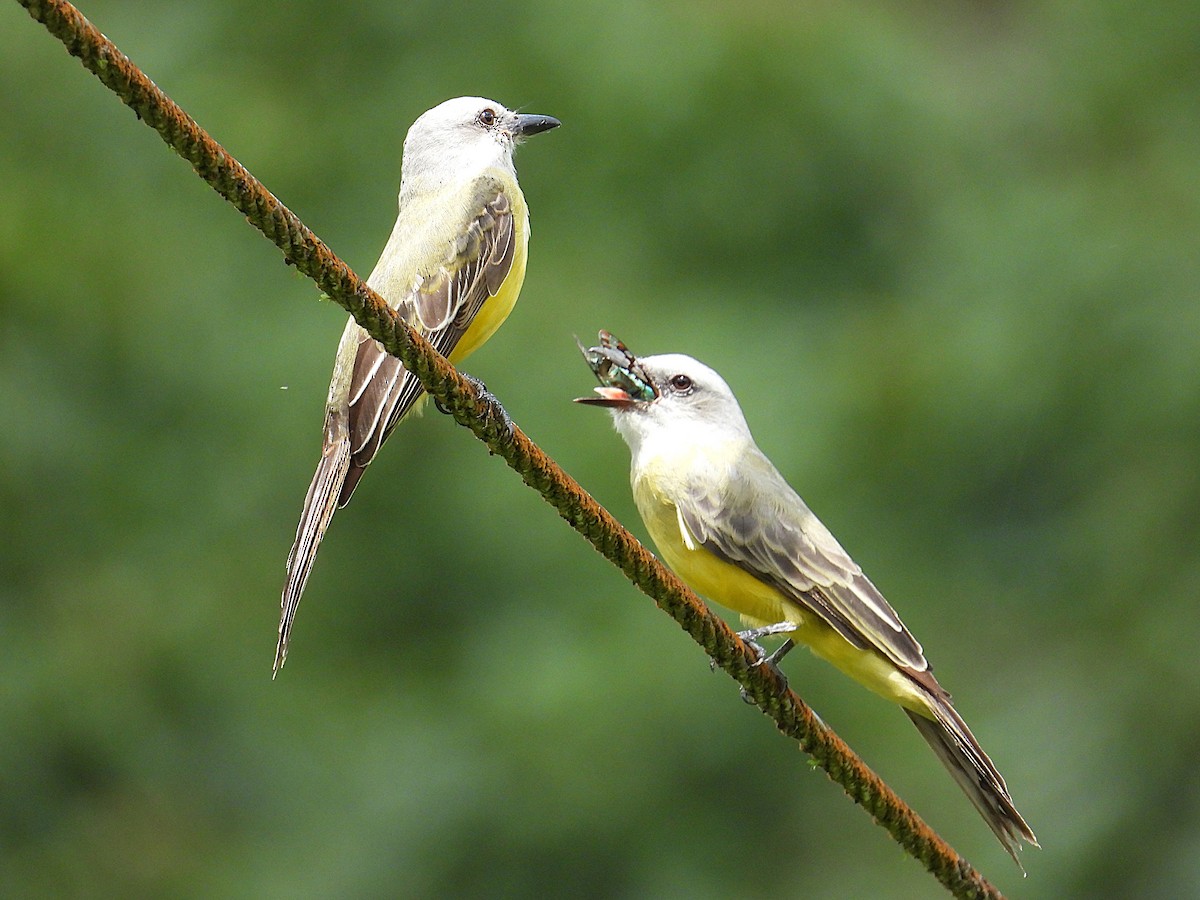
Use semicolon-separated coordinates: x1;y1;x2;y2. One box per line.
448;229;528;365
635;480;929;714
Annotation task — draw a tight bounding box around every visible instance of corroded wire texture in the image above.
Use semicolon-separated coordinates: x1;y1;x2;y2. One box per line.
16;2;1007;897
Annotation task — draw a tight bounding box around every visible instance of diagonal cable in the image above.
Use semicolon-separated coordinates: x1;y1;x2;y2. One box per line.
15;2;1010;896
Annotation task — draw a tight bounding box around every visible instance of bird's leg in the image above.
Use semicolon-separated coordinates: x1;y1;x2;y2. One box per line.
760;638;795;671
432;373;515;435
461;372;514;435
710;622;797;668
735;623;798;703
737;622;800;647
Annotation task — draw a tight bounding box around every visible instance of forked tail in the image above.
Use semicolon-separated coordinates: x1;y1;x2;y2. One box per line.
905;696;1039;868
274;431;352;676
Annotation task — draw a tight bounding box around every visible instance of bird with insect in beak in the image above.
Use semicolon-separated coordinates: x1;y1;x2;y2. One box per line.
575;331;1038;867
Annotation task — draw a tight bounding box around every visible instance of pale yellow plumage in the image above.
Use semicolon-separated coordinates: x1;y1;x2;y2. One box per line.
577;338;1037;866
633;466;931;715
275;97;557;675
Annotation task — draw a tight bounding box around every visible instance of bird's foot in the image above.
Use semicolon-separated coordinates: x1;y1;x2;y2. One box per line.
461;372;514;436
735;624;797;703
737;622;800;645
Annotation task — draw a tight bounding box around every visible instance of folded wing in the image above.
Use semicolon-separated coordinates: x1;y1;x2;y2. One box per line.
675;451;927;672
339;188;516;504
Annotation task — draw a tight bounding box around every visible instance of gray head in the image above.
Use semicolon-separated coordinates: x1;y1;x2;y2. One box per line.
576;332;752;453
400;96;559;193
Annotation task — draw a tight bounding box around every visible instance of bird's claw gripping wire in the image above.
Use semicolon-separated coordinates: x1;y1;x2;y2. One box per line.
733;624;798;704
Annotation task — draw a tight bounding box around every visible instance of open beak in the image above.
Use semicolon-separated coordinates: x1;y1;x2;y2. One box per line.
574;386;637;408
574;330;657;409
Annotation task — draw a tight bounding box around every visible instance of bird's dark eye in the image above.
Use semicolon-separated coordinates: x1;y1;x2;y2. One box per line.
669;374;693;393
477;108;497;127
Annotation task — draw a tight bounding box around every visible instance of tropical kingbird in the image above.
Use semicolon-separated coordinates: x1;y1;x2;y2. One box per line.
576;332;1037;864
275;97;559;674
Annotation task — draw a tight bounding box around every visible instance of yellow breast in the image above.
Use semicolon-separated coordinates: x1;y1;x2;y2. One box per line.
448;200;529;364
632;469;930;713
634;473;797;628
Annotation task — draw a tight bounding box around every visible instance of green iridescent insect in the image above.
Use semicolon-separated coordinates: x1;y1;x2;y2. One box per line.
579;331;657;401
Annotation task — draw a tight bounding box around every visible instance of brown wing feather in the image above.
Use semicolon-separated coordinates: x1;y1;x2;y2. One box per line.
276;411;352;674
678;450;1038;859
337;190;516;506
677;453;927;671
904;702;1038;864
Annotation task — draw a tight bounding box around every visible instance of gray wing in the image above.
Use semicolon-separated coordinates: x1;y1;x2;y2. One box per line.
677;452;927;672
337;188;516;505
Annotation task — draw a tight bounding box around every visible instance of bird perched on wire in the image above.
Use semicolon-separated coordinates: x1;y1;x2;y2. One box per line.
274;97;559;675
576;331;1037;866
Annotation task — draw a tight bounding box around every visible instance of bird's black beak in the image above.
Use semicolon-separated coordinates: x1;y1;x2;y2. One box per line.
513;113;561;137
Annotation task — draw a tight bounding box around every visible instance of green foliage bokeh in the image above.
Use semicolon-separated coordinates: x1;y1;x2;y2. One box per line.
3;1;1199;896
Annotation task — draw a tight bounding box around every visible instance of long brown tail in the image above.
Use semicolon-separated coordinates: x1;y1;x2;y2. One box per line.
274;428;352;677
905;696;1039;868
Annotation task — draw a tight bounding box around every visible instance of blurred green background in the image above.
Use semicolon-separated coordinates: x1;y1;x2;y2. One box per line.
3;0;1199;896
